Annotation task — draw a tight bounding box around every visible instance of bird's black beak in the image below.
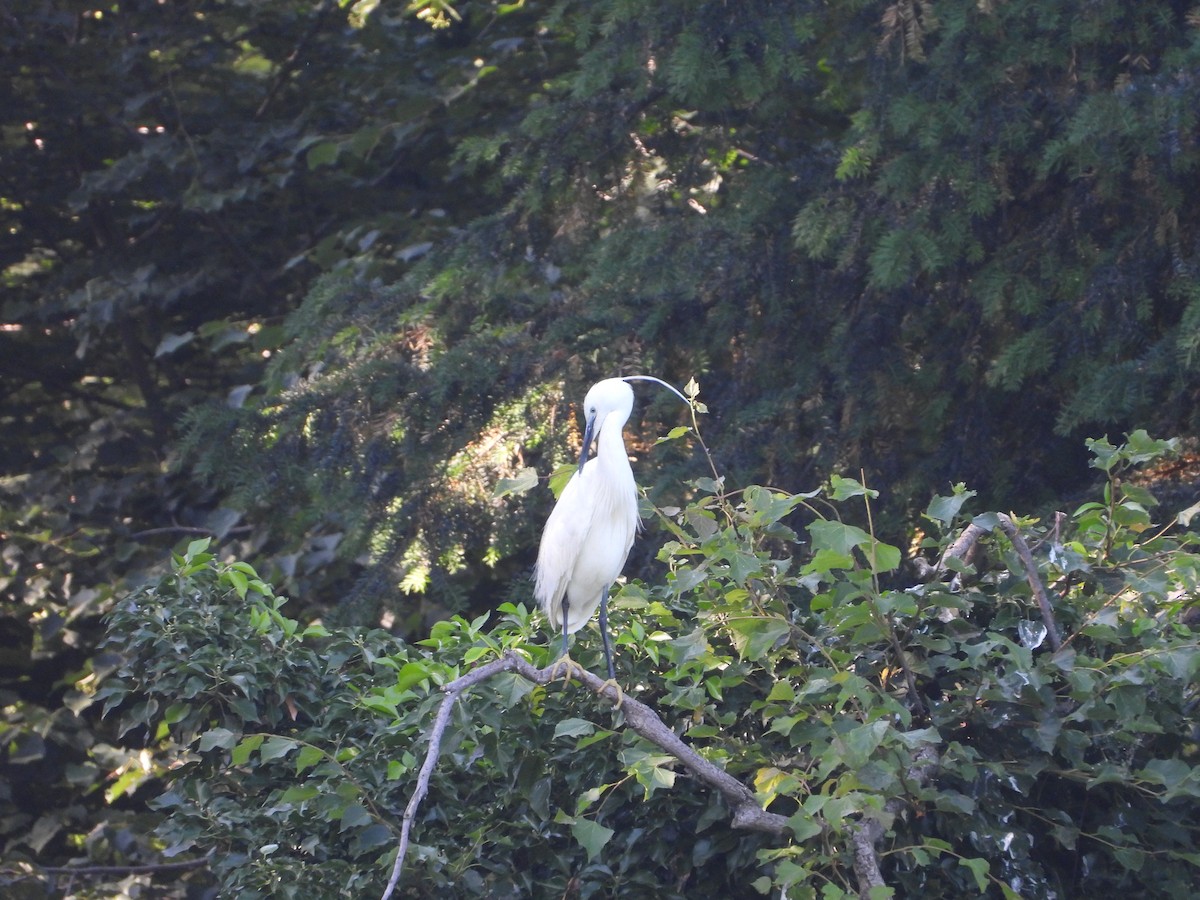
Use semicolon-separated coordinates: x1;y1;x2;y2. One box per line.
577;411;597;476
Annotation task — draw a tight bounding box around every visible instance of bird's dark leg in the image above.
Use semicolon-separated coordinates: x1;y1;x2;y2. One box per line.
598;587;616;680
548;595;586;683
561;596;571;658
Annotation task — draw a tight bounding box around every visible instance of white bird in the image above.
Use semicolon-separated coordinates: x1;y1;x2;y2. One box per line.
534;378;640;680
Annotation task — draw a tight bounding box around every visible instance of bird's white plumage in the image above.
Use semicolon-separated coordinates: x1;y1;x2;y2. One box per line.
534;379;640;637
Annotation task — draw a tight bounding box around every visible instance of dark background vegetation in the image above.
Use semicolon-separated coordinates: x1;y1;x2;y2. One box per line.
3;0;1200;896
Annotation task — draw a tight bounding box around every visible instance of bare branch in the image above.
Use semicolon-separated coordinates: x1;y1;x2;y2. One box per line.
921;515;1062;651
381;651;789;900
994;513;1062;651
30;854;211;878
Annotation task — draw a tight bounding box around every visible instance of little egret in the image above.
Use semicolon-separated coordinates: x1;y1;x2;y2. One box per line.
534;376;690;679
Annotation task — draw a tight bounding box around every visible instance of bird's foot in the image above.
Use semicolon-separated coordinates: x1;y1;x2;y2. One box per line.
547;653;587;685
595;677;624;709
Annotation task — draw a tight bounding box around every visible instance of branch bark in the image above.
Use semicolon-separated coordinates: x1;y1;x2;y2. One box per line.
920;513;1062;651
994;513;1063;651
380;651;789;900
848;743;939;899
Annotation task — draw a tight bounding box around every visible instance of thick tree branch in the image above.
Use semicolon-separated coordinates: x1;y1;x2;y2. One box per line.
849;744;939;899
381;651;788;900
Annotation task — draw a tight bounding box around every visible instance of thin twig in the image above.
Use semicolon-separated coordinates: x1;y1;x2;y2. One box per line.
30;854;211;878
380;651;789;900
129;525;252;540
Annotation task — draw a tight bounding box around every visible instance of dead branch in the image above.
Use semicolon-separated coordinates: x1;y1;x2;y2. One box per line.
380;651;789;900
995;513;1063;651
920;514;1062;651
28;854;211;879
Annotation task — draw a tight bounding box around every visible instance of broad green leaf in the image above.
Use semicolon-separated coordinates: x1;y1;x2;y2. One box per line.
281;785;320;804
786;813;822;842
395;661;432;692
198;728;238;751
808;520;872;555
339;803;372;831
834;720;889;769
232;734;265;765
725;616;790;660
958;857;990;892
492;467;538;498
570;818;614;862
553;717;595;740
260;736;295;762
295;745;324;774
925;487;976;526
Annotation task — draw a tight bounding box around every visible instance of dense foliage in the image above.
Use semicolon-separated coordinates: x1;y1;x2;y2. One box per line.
37;431;1200;898
4;0;1200;895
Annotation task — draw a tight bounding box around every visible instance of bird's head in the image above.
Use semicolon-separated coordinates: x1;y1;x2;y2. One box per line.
577;378;635;474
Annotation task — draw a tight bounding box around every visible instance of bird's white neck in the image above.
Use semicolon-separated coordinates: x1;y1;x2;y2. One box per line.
595;412;631;472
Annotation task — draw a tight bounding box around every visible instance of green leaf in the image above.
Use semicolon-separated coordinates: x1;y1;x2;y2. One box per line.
154;331;195;357
829;474;877;501
958;857;990;892
281;785;320;804
655;425;691;445
260;736;295;762
306;140;341;169
570;818;614;862
725;616;790;660
834;720;889;769
670;627;709;664
184;537;212;560
226;568;249;600
808;520;872;556
493;466;538;498
553;718;595;740
925;488;976;526
1139;758;1199;799
339;803;372;831
395;661;432;692
232;734;265;765
786;814;822;842
868;540;902;573
198;728;238;751
295;745;324;774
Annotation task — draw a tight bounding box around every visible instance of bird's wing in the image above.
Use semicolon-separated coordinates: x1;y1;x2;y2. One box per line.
533;474;589;629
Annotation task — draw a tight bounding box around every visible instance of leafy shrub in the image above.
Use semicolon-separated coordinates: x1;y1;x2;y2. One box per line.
94;432;1200;897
